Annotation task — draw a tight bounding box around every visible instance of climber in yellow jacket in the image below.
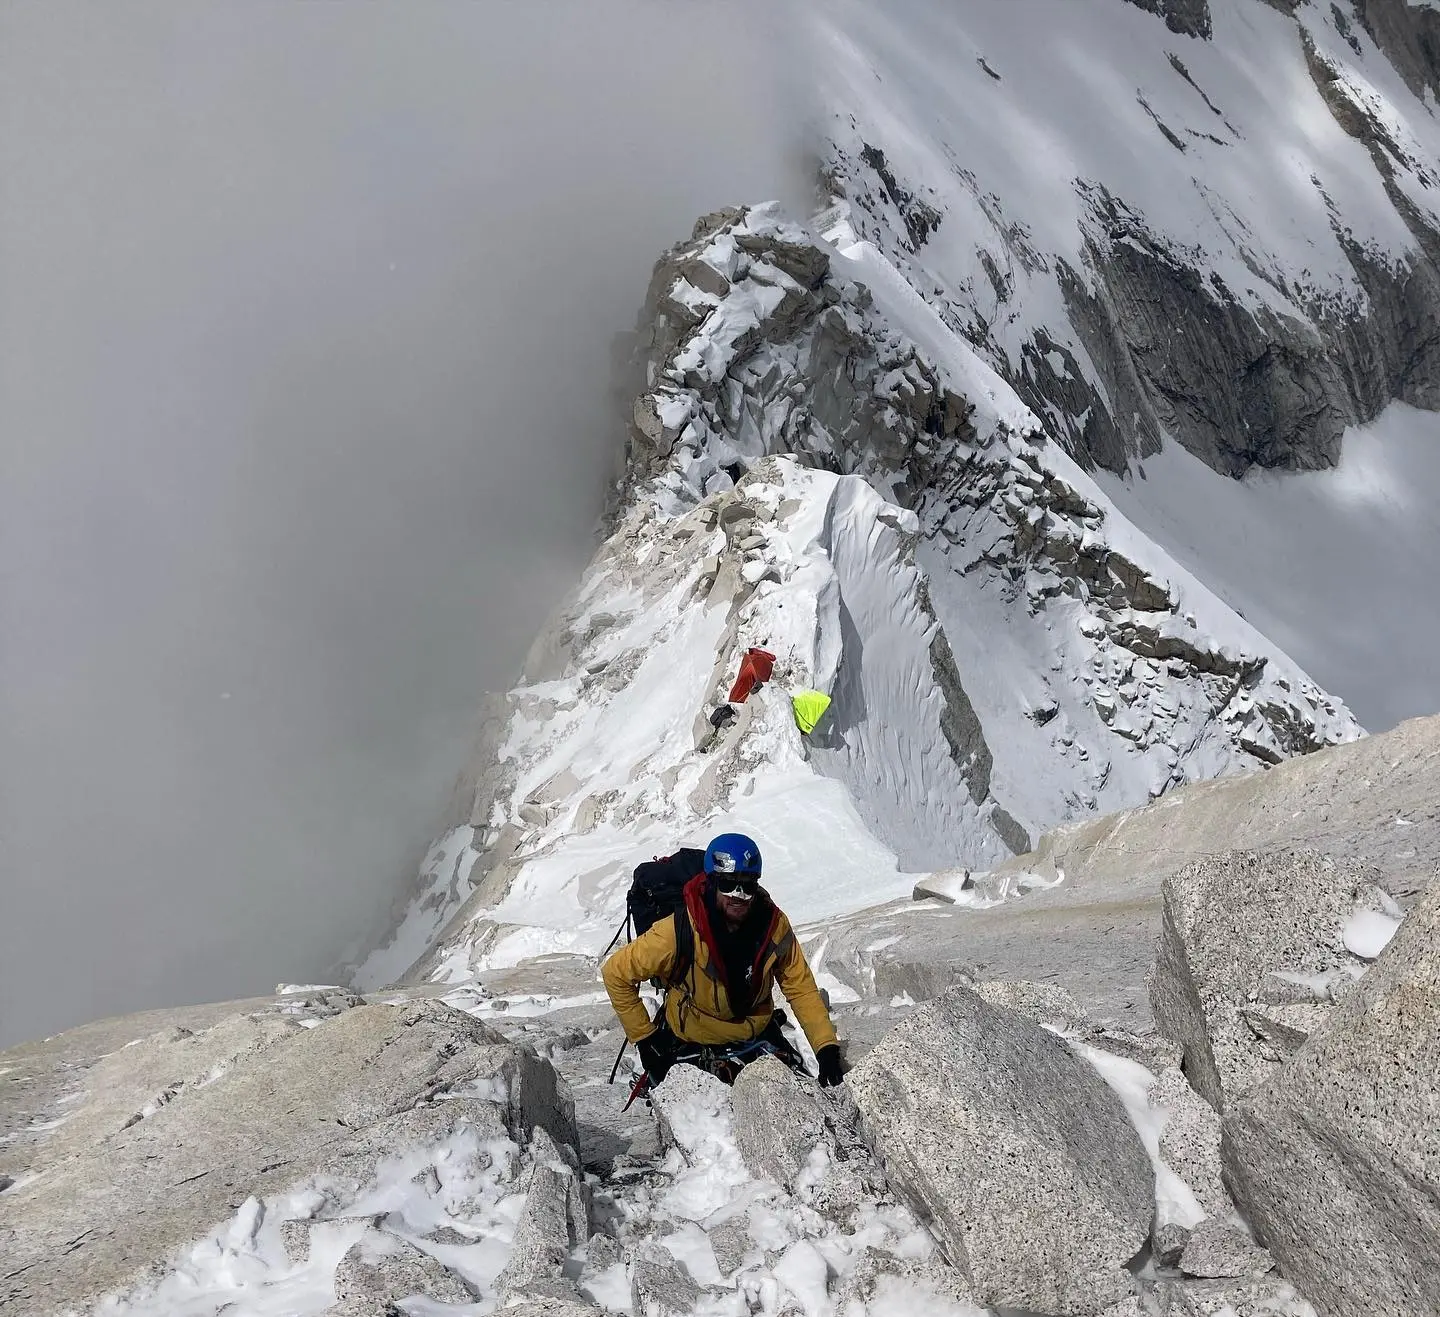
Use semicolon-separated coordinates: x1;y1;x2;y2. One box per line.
601;833;848;1087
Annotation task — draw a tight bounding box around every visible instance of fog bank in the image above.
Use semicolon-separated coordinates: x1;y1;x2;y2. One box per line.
0;0;809;1046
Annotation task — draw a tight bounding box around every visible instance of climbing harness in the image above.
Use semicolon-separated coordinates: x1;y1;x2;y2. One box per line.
618;1034;806;1111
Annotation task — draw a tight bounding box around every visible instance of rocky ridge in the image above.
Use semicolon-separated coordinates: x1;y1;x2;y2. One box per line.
0;994;581;1316
613;201;1361;793
358;201;1359;994
6;719;1437;1314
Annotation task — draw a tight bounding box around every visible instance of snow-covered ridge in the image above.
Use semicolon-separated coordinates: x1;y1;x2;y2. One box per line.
355;203;1359;991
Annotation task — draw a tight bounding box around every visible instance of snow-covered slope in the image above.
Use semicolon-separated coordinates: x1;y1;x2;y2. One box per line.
810;0;1440;727
1098;400;1440;731
816;0;1440;475
355;204;1359;991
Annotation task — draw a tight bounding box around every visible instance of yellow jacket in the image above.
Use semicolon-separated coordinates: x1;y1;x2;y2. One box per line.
601;879;838;1054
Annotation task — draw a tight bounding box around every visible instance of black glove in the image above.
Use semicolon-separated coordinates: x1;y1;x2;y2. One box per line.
637;1031;674;1082
816;1043;847;1088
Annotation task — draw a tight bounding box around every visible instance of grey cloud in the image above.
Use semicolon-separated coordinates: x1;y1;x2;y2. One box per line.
0;0;811;1046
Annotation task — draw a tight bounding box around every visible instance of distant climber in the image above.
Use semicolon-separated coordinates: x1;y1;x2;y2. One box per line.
790;689;832;735
602;832;848;1090
707;647;777;735
728;647;776;703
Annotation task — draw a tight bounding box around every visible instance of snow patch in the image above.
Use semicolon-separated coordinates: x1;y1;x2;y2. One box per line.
1342;907;1403;961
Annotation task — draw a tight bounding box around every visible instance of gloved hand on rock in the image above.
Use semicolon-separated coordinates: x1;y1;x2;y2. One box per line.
816;1043;848;1088
638;1030;675;1083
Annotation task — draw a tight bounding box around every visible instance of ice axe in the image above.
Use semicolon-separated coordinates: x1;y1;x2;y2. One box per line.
621;1071;651;1112
607;1036;629;1085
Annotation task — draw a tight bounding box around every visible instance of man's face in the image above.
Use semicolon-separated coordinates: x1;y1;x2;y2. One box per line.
712;869;759;928
716;888;754;927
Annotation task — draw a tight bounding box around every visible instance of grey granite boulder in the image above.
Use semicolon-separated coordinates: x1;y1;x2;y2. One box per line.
497;1299;604;1317
581;1229;623;1278
730;1055;827;1187
651;1063;733;1158
705;1216;752;1277
1156;1275;1315;1316
976;979;1092;1031
1152;1065;1228;1221
1098;1299;1146;1317
1177;1219;1271;1280
831;1248;978;1312
632;1241;702;1316
849;984;1154;1314
1147;1065;1228;1262
1221;878;1439;1317
1150;850;1374;1110
0;989;362;1191
324;1299;404;1317
1151;1220;1191;1269
496;1126;589;1304
333;1231;475;1304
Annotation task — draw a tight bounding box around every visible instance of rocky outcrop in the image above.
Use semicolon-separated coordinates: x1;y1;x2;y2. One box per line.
631;1242;705;1316
370;191;1361;988
650;1062;737;1164
0;999;576;1315
1149;850;1384;1111
1146;1064;1229;1263
622;204;1354;814
849;985;1154;1314
1354;0;1440;102
496;1126;591;1305
1177;1219;1272;1281
1060;215;1353;478
984;711;1440;902
494;1299;598;1317
1220;878;1440;1317
0;987;354;1191
729;1055;828;1187
331;1233;477;1310
1121;0;1212;40
1155;1275;1318;1316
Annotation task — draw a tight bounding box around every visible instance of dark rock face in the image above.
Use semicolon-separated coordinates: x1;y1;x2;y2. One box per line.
857;143;943;253
1075;2;1440;478
1354;0;1440;100
1121;0;1213;40
1076;0;1440;478
1062;223;1345;478
1062;182;1440;477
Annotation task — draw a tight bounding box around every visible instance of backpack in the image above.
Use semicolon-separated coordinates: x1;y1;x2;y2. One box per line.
625;847;705;988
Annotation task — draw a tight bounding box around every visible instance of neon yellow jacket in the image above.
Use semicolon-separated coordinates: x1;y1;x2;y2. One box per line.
601;878;838;1053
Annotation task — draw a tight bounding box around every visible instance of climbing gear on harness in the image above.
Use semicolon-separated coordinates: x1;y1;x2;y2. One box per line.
619;1032;806;1110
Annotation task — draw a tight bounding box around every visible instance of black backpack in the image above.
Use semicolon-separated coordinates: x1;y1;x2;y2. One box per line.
622;847;704;988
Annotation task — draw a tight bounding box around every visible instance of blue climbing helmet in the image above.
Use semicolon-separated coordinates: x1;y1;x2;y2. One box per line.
703;832;762;878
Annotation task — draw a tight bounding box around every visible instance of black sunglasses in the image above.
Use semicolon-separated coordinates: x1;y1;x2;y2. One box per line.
715;876;760;898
